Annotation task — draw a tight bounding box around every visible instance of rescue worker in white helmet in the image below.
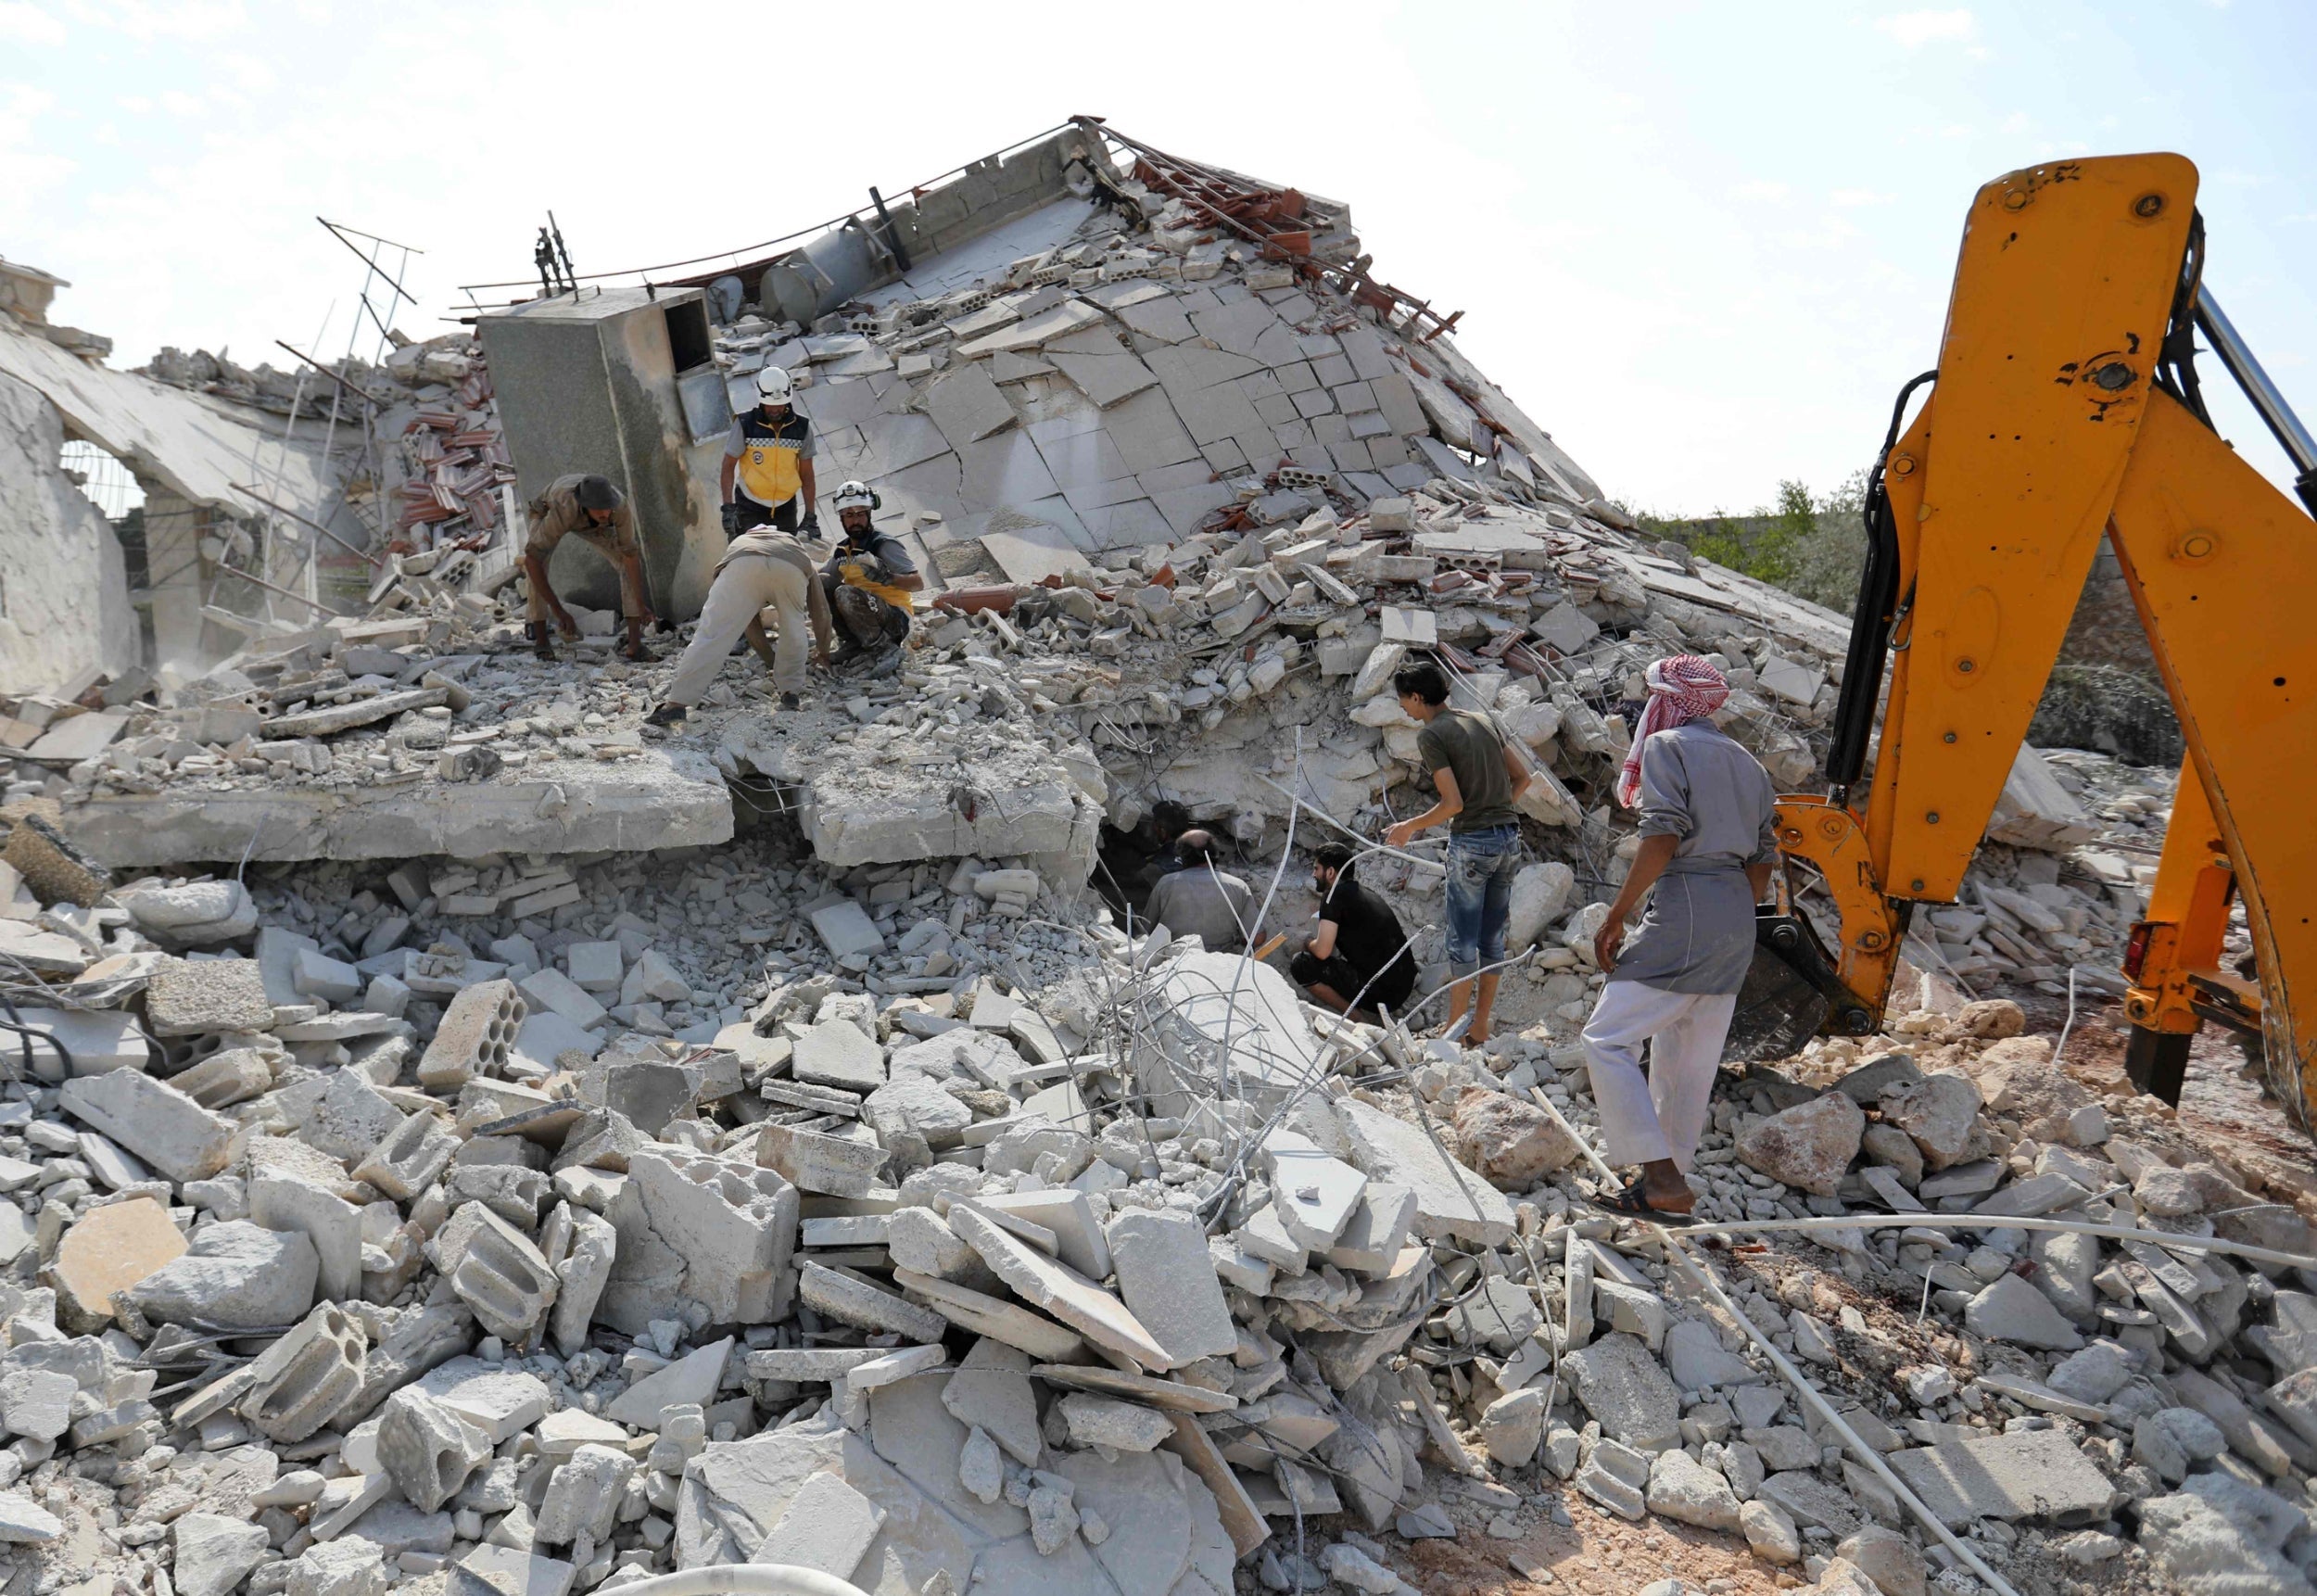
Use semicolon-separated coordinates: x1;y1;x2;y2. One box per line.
720;366;818;539
820;479;922;666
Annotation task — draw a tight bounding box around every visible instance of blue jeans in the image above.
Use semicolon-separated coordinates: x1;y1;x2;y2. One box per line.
1444;824;1522;978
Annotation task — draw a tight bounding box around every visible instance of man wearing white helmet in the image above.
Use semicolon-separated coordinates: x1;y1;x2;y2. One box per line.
820;479;921;664
720;366;817;538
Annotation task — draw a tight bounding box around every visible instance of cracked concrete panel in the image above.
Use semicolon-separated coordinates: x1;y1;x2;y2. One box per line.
1100;388;1202;475
853;412;956;482
1187;300;1285;360
1114;296;1196;345
956;433;1059;513
919;365;1018;451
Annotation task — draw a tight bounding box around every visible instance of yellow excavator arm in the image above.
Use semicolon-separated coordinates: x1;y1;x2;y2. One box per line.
1767;153;2317;1129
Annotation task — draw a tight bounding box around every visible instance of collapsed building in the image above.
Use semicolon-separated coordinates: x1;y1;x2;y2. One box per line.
0;118;2304;1596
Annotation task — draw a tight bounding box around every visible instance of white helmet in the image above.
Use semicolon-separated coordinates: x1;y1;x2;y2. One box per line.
755;366;793;406
832;480;878;514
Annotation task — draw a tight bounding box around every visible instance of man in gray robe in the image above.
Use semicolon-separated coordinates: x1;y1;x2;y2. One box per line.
1583;656;1777;1221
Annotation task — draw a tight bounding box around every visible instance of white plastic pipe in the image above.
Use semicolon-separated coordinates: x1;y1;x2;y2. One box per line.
600;1568;872;1596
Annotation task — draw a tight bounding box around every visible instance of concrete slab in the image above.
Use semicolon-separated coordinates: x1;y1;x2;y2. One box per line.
1107;1209;1239;1365
950;1204;1173;1370
1885;1428;2117;1527
1336;1098;1516;1247
61;748;732;868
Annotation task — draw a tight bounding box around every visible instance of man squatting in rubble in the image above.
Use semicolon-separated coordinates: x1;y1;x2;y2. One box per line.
1291;842;1416;1020
521;473;656;663
820;480;923;665
1143;830;1253;954
645;521;834;728
721;366;817;538
1385;658;1531;1045
1583;654;1777;1222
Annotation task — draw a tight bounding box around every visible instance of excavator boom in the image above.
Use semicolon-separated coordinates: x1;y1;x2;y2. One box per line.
1770;153;2317;1131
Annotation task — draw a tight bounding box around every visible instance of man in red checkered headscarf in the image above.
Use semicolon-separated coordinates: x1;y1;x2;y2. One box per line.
1614;654;1732;808
1583;653;1778;1223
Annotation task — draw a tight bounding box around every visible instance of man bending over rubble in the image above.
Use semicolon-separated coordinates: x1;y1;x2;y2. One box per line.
1292;842;1416;1020
1582;654;1776;1222
522;473;655;663
1385;658;1530;1044
1143;830;1252;953
644;524;832;728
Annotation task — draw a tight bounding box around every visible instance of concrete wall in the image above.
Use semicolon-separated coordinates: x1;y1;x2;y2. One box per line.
0;372;136;694
482;290;722;621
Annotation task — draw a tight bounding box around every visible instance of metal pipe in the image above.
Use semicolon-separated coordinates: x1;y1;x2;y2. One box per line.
231;484;383;568
1523;1085;2025;1596
1661;1208;2317;1273
2195;286;2317;516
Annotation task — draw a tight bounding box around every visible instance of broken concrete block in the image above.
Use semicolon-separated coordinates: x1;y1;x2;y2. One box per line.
172;1512;274;1596
755;1122;886;1197
448;1208;559;1341
285;1534;387;1596
251;1173;363;1302
59;1069;235;1182
1886;1427;2117;1527
353;1111;459;1202
376;1386;493;1512
145;956;274;1036
517;967;607;1032
449;1546;575;1596
624;1150;797;1324
418;980;525;1091
1323;1183;1417;1274
756;1469;886;1581
548;1210;615;1358
941;1337;1043;1465
414;1359;551;1443
1059;1393;1174;1452
1107;1209;1239;1364
241;1303;367;1442
125;1219;318;1329
300;1069;408;1163
791;1018;887;1093
1262;1130;1369;1251
1336;1098;1515;1246
606;1336;731;1427
0;1367;75;1440
49;1194;185;1330
534;1444;634;1545
1563;1332;1682;1453
976;1188;1110;1280
797;1260;947;1341
7;1007;146;1076
295;946;364;1004
810;900;886;960
172;1045;278;1108
951;1205;1172;1370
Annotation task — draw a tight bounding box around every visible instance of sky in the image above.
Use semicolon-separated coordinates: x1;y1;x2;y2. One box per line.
4;0;2311;516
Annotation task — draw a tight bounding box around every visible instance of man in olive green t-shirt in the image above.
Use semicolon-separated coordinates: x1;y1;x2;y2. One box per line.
1385;658;1531;1043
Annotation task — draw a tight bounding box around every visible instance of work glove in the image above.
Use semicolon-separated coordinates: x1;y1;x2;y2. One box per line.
799;511;821;539
720;502;743;535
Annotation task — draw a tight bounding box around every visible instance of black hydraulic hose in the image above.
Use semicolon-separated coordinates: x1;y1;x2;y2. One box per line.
1825;370;1940;804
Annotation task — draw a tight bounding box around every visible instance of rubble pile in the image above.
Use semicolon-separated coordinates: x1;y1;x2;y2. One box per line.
6;122;2281;1596
138;330;515;561
0;766;2313;1596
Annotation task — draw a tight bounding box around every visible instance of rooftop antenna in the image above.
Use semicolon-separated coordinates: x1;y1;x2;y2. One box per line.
534;211;577;298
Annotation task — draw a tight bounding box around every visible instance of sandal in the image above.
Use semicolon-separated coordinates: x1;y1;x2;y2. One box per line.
1587;1180;1698;1227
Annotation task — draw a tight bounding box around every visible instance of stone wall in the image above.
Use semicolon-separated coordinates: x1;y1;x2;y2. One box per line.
0;372;136;695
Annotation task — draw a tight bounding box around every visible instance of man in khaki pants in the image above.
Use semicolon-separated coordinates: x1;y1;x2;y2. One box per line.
646;527;833;727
